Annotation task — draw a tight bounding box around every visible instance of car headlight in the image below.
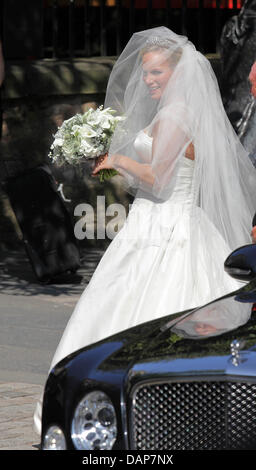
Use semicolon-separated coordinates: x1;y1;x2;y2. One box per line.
71;390;117;450
42;425;67;450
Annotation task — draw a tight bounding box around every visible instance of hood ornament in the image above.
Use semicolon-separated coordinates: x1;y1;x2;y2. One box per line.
230;339;246;366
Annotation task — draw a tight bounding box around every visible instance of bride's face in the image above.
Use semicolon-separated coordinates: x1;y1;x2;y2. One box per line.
142;50;173;100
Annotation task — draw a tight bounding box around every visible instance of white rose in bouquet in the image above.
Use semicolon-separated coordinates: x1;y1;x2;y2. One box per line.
49;106;124;182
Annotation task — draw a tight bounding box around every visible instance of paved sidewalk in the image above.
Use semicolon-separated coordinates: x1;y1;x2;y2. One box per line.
0;382;42;450
0;246;105;450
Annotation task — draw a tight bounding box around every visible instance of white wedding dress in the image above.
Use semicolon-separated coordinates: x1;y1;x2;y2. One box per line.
34;131;241;435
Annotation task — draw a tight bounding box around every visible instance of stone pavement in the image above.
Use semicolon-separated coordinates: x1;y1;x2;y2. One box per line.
0;382;42;450
0;246;105;450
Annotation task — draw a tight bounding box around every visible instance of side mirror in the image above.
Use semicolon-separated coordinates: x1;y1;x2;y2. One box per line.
224;244;256;281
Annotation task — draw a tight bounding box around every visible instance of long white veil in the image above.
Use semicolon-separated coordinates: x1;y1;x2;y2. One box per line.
105;27;256;245
104;26;256;298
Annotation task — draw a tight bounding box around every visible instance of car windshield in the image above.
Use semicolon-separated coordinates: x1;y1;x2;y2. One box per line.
171;295;254;340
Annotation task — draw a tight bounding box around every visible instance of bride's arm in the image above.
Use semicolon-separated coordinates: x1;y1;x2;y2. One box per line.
92;118;191;186
112;154;155;186
92;153;155;186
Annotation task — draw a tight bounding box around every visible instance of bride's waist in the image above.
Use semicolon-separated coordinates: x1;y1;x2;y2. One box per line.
169;187;194;205
135;188;195;207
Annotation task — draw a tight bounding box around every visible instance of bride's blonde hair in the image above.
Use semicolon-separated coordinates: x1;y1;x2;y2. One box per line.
140;39;183;67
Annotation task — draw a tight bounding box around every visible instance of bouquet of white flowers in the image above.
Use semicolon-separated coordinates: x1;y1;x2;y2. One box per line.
49;106;124;182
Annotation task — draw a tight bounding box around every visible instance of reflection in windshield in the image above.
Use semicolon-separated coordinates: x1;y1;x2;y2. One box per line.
171;297;252;339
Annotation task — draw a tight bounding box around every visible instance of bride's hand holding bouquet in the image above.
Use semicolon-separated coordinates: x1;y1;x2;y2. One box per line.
91;153;115;179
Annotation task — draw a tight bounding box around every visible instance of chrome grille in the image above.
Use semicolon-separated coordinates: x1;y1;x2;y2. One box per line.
130;380;256;450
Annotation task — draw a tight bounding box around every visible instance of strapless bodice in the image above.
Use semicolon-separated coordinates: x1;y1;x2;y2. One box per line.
170;156;195;206
134;130;195;206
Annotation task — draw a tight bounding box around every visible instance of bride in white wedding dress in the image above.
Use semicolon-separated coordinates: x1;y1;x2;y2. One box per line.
34;27;256;435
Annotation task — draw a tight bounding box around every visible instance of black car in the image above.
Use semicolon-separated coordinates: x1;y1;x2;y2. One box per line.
41;243;256;451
